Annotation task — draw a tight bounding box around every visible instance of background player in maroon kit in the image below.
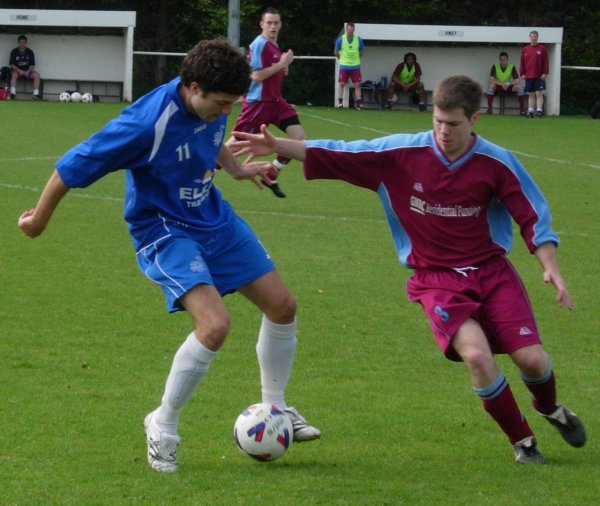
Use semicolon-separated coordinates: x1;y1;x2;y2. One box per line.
520;30;549;118
233;74;586;464
230;7;306;198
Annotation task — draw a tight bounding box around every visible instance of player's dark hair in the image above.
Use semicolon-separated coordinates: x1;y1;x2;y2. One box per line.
180;39;250;96
18;34;27;42
404;52;417;63
346;22;355;28
499;51;509;58
433;75;482;117
262;7;280;19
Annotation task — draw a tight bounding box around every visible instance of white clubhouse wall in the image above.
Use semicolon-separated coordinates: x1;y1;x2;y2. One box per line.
336;24;563;115
0;9;136;101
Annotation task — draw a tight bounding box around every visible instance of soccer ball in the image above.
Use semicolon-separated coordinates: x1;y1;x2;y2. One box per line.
59;92;71;102
70;92;82;103
233;403;293;461
81;93;93;103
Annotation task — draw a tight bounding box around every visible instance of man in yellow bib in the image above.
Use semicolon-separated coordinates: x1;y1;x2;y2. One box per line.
486;51;525;115
385;52;427;111
334;22;365;109
386;53;427;111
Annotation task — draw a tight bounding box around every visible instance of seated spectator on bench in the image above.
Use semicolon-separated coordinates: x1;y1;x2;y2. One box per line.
385;52;426;111
9;34;41;100
486;51;525;115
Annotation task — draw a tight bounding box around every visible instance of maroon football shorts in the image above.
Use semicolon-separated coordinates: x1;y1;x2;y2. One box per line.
407;255;541;361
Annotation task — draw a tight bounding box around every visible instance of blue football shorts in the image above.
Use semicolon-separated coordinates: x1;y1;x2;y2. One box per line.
136;215;275;312
524;78;546;93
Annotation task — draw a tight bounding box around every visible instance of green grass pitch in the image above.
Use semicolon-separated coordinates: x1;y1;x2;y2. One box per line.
1;100;599;504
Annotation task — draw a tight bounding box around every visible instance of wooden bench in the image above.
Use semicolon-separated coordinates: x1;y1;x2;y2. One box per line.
15;76;123;102
485;93;525;115
388;89;431;111
14;77;43;99
358;80;432;111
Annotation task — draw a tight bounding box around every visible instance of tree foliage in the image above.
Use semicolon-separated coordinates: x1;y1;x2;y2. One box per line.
1;0;598;112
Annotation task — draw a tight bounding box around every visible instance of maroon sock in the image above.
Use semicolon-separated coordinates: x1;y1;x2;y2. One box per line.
481;382;533;445
524;370;557;415
518;95;525;112
487;94;494;108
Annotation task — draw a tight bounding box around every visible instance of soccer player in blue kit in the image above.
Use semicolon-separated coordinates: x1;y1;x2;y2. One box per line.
233;75;586;464
18;39;320;473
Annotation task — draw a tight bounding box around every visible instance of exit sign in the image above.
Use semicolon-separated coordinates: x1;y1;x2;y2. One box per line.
439;30;464;37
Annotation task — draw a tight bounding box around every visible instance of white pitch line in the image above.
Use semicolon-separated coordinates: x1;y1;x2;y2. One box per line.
298;110;600;171
3;181;598;238
299;110;391;135
3;118;600;171
1;182;384;222
240;208;386;224
512;150;600;170
299;109;426;136
0;183;123;202
2;116;599;235
0;156;59;162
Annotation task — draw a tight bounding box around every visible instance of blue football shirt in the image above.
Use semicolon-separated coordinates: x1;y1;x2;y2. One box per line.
56;77;234;251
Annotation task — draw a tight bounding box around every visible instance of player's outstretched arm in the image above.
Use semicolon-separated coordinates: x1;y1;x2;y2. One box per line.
217;144;271;188
231;124;307;161
534;242;574;310
18;170;70;238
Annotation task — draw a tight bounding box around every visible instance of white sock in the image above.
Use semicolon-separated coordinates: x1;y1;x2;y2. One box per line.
271;159;287;171
33;89;39;96
153;331;217;434
10;87;16;94
256;315;297;409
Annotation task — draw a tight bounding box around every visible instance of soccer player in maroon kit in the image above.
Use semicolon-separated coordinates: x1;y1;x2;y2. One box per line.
233;74;586;464
230;7;306;198
520;30;549;118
